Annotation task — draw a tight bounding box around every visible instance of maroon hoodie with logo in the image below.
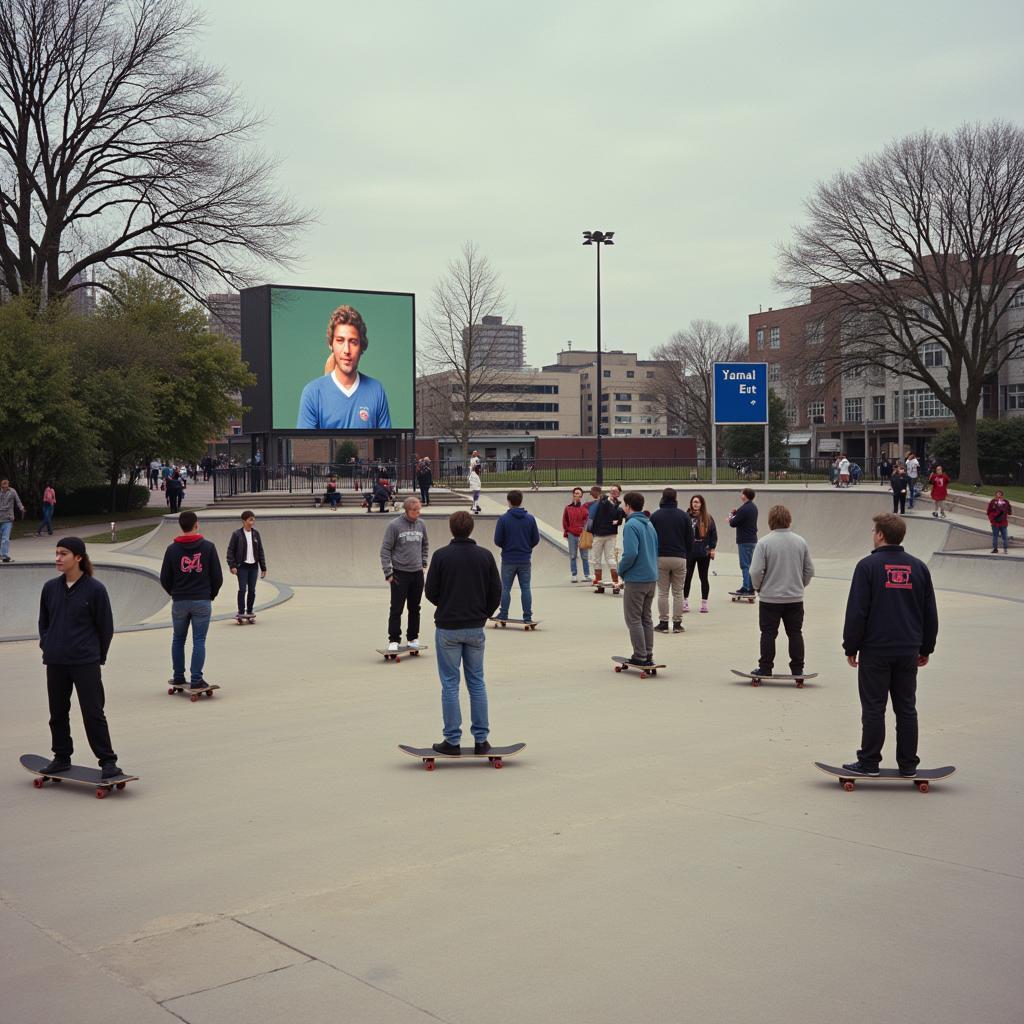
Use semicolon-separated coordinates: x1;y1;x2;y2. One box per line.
159;534;223;601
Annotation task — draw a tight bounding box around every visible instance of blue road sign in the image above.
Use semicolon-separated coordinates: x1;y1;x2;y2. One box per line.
713;362;768;424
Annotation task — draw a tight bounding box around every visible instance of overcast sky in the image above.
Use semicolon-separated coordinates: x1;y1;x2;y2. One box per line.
201;0;1024;366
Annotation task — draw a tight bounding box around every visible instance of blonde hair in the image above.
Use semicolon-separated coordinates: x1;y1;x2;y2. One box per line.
323;305;368;375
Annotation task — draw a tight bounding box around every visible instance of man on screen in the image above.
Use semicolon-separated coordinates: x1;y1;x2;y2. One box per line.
296;305;392;429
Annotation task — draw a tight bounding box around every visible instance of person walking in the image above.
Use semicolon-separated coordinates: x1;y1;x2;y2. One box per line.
149;458;161;489
467;466;482;514
37;537;121;779
0;478;25;563
381;497;429;653
650;487;693;634
987;490;1012;553
841;512;938;776
587;487;625;593
494;490;540;623
727;488;758;597
684;494;717;614
927;465;951;518
905;451;920;509
617;492;659;666
416;459;433;506
159;511;223;690
226;511;267;620
36;483;57;536
747;505;815;678
562;487;591;583
424;510;502;756
890;464;909;515
165;469;186;514
878;456;892;487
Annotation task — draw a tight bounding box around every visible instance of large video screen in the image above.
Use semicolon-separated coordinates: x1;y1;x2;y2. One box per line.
254;286;414;432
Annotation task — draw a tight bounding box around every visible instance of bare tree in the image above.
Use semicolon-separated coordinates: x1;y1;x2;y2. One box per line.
418;242;516;465
778;121;1024;483
648;319;745;455
0;0;311;306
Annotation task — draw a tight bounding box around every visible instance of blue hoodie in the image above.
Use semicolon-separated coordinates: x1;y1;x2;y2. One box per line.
618;511;659;582
494;506;540;564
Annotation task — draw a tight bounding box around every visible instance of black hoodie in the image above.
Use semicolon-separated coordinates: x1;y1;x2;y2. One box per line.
649;499;694;558
160;534;223;601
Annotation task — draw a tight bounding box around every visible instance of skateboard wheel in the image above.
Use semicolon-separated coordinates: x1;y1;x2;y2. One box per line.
614;665;622;673
424;759;435;772
751;680;760;687
411;650;418;656
95;787;107;799
916;781;929;793
33;777;44;788
796;681;804;688
168;687;175;695
204;690;213;697
116;781;126;790
190;694;199;702
842;780;855;792
639;671;648;679
649;670;657;677
492;758;504;769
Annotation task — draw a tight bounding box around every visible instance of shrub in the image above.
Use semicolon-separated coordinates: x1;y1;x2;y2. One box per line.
59;485;151;516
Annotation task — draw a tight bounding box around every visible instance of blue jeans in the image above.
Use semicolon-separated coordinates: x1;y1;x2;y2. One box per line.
0;519;11;558
171;600;212;683
992;525;1008;551
908;481;918;508
435;627;489;744
499;562;533;620
567;534;590;578
39;503;54;535
738;543;756;592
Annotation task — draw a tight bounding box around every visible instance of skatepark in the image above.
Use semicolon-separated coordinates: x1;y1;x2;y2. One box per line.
2;484;1022;1023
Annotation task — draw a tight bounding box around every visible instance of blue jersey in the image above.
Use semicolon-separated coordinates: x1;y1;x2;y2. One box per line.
296;373;391;429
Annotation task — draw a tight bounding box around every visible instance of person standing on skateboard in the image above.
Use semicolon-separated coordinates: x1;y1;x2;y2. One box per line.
747;505;815;678
727;488;758;597
587;488;625;593
424;510;502;755
618;492;659;666
381;497;429;654
650;486;693;633
494;489;540;623
38;537;121;778
160;511;223;690
226;511;267;620
841;512;938;777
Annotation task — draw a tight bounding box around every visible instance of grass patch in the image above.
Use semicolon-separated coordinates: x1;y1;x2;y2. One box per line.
83;523;160;544
951;484;1024;503
11;504;201;539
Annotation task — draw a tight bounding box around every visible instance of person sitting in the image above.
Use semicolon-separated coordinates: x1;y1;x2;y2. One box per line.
366;477;393;513
324;475;341;509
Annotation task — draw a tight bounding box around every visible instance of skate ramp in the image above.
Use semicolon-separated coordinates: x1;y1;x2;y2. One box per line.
927;551;1023;602
0;563;170;642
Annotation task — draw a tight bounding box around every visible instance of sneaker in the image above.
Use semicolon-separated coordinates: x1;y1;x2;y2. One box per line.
841;761;880;776
898;767;917;778
654;621;670;633
432;740;461;756
43;757;71;773
189;680;207;690
474;741;492;755
749;667;768;677
523;617;533;624
991;548;998;553
672;622;685;634
681;599;690;614
932;511;938;518
628;655;648;666
407;639;421;650
700;601;709;613
583;576;592;583
387;641;400;653
100;763;121;780
571;576;578;584
1;556;10;563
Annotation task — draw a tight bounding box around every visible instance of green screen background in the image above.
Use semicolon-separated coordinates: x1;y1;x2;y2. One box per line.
269;286;414;430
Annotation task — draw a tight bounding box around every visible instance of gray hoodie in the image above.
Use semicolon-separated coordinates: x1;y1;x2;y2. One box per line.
749;528;814;604
0;486;24;522
380;514;429;577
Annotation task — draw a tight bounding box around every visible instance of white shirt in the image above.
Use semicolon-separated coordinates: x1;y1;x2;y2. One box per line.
244;529;256;564
906;458;919;479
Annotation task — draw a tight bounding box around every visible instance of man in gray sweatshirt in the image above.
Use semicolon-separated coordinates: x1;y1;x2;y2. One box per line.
1;478;26;562
748;504;815;677
380;497;429;652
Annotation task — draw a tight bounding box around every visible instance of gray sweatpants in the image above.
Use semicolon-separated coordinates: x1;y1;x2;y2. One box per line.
623;581;656;660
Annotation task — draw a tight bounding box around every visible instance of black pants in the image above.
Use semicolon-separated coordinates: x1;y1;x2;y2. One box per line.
169;491;183;512
46;663;117;765
236;562;259;615
857;653;919;771
388;569;423;643
683;556;711;599
892;491;906;514
758;601;805;674
419;485;430;505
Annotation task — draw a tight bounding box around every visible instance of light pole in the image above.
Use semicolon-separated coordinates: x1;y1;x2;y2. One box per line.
582;230;614;485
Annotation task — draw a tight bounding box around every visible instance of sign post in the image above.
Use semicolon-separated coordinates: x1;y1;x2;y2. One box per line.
712;362;769;486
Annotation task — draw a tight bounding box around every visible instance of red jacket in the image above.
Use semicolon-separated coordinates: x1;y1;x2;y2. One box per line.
562;502;589;537
987;498;1012;527
928;473;950;501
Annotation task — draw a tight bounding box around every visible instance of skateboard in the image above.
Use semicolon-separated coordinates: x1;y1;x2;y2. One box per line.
376;644;429;663
593;584;621;595
167;680;221;702
489;618;541;631
399;742;526;771
814;762;956;794
612;656;666;679
235;613;255;625
731;669;819;688
730;593;756;604
20;754;138;799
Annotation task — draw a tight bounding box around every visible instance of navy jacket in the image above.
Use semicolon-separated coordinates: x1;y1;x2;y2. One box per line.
650;500;694;558
494;506;540;563
843;545;938;658
160;535;223;601
688;512;718;559
589;497;625;537
728;501;758;544
425;538;502;629
38;574;114;665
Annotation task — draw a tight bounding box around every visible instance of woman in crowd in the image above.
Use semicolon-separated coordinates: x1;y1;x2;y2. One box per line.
683;494;717;613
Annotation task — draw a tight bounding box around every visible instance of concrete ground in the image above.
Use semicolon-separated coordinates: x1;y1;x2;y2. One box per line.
2;486;1022;1023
